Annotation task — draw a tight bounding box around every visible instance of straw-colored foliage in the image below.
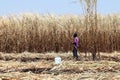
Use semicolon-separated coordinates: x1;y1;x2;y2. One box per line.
0;13;119;53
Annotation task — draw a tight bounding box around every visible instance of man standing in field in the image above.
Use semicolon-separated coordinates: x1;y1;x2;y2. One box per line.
72;33;79;60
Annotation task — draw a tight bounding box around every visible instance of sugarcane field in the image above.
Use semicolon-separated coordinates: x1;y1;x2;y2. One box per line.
0;0;120;80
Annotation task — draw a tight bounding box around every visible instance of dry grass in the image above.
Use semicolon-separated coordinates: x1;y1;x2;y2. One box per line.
0;52;119;80
0;13;119;53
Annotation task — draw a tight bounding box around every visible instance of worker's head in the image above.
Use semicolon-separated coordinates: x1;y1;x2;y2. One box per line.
73;33;77;38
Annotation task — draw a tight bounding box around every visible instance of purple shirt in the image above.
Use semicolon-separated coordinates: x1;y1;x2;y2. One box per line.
74;37;79;47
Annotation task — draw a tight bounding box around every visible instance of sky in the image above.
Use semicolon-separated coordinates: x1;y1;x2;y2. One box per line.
0;0;120;16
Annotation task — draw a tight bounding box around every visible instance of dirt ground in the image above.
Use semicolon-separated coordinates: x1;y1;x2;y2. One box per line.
0;52;119;80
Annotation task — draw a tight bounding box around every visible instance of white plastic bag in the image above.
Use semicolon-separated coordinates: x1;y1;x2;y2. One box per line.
55;57;61;64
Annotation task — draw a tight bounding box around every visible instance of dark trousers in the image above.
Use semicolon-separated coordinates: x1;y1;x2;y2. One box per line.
73;47;78;59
